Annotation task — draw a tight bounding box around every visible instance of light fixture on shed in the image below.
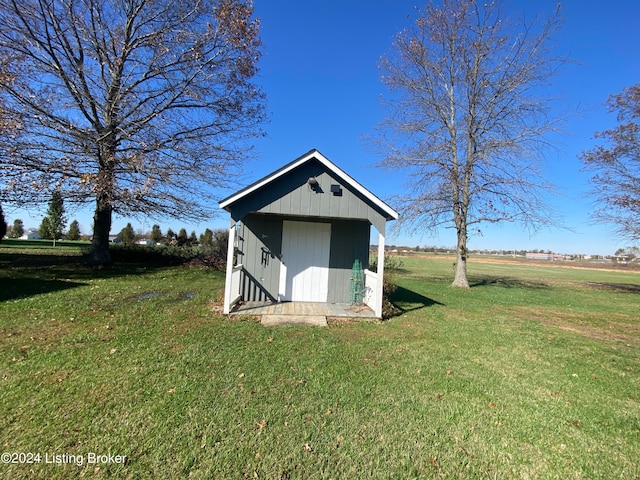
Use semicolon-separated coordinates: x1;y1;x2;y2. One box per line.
307;176;322;193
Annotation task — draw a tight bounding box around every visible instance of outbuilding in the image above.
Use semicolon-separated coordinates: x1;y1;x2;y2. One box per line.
20;229;41;240
219;149;398;318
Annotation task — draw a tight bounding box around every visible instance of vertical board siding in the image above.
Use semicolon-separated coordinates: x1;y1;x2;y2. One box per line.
239;214;283;302
229;159;388;232
328;219;370;303
238;214;369;304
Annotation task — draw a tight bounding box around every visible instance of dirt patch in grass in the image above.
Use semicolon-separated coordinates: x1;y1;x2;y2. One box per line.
514;306;640;346
1;316;91;352
209;302;225;316
550;322;639;346
583;282;640;293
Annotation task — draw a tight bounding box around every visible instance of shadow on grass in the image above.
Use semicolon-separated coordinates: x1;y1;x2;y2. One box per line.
1;253;134;279
388;285;444;315
1;248;187;274
0;278;88;302
470;276;551;289
0;248;198;301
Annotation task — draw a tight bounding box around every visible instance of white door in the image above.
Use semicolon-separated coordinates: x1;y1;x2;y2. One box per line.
279;221;331;302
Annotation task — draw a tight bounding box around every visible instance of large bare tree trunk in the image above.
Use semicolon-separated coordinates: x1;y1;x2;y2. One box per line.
88;192;112;267
452;224;470;288
88;157;115;267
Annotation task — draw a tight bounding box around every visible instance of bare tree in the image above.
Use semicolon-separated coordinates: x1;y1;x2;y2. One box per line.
580;83;640;241
0;0;266;266
375;0;566;287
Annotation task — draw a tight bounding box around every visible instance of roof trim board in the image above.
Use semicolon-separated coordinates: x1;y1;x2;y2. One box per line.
219;149;399;220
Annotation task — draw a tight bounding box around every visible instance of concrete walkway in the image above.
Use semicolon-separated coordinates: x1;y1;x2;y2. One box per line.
261;314;328;327
231;301;376;318
230;301;375;327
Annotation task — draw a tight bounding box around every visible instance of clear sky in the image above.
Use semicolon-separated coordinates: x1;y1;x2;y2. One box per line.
5;0;640;255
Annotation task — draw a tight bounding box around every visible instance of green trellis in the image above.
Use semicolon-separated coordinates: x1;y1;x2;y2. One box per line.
350;259;365;305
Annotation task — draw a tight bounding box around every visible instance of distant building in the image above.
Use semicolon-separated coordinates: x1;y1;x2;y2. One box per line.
611;255;636;265
526;252;564;261
20;228;41;240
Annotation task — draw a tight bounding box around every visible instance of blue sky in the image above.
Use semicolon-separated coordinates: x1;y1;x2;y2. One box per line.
6;0;640;255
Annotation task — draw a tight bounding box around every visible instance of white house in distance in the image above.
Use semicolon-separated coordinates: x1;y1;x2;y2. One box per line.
20;228;41;240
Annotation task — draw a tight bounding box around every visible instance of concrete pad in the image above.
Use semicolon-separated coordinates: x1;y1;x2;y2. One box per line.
261;315;328;327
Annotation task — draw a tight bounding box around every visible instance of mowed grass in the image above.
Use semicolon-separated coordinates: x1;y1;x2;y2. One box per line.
0;247;638;479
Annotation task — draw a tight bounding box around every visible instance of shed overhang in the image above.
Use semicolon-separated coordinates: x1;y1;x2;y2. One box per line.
219;149;398;226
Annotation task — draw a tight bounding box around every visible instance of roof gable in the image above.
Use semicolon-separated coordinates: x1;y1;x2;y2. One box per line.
219;149;398;223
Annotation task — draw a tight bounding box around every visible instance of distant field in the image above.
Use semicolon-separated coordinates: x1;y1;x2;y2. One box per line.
0;248;638;479
0;238;91;252
398;250;640;272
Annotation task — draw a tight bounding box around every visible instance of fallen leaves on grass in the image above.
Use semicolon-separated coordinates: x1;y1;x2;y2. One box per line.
459;445;476;459
302;443;312;452
429;457;444;477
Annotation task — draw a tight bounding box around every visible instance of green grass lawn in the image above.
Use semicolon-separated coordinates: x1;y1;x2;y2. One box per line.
1;247;638;479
